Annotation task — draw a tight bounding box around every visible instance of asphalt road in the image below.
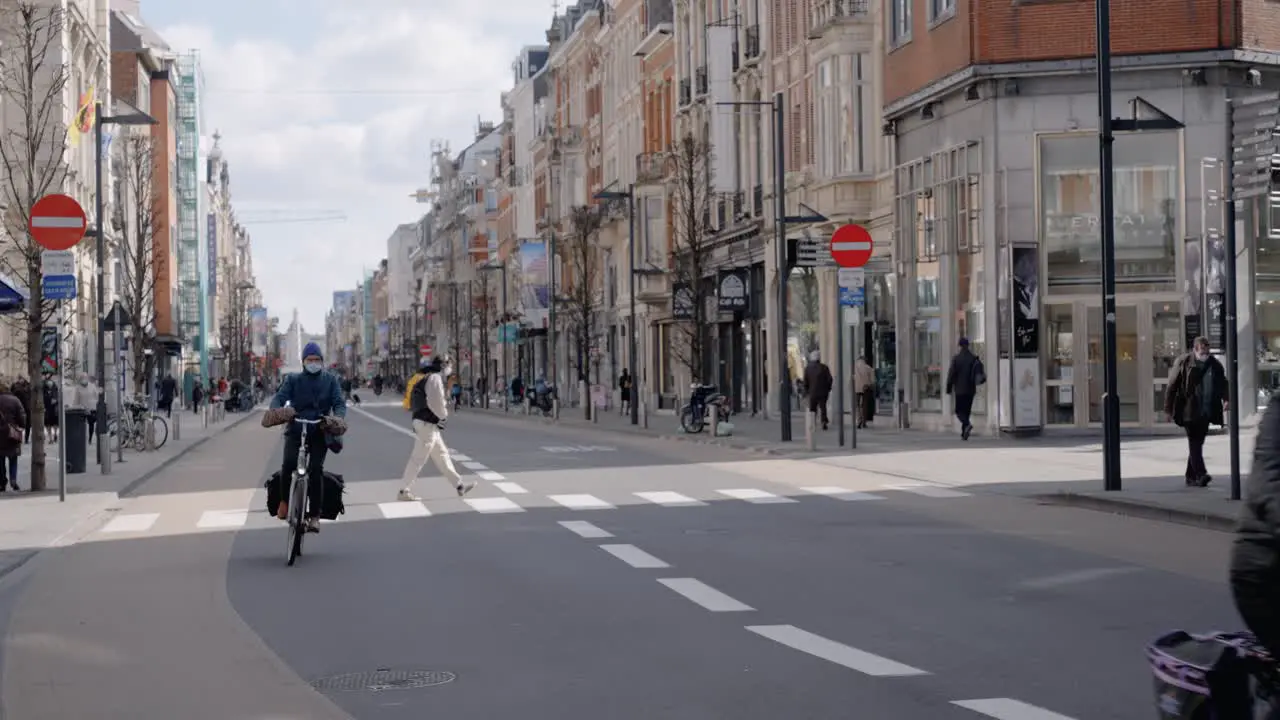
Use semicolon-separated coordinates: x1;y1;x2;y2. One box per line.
0;400;1241;719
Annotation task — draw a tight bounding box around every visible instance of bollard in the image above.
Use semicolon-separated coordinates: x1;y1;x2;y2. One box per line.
642;400;648;429
592;401;598;423
805;411;817;450
709;403;719;436
552;398;560;420
203;404;209;428
174;410;181;441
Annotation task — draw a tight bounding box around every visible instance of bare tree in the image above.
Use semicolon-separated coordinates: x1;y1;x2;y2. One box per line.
560;205;602;401
116;133;163;394
790;267;820;356
666;133;715;382
0;3;71;491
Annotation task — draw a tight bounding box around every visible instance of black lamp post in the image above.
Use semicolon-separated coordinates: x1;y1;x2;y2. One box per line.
93;101;157;474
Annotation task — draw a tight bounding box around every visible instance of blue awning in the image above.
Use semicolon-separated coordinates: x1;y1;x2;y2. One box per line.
0;271;29;314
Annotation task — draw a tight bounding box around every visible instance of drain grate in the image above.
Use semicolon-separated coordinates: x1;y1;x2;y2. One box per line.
310;668;457;692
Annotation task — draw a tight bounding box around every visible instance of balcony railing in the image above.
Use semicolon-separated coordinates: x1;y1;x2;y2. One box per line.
695;66;708;95
732;41;740;72
679;78;692;106
745;25;760;59
732;190;744;219
810;0;870;37
753;184;764;217
636;152;667;183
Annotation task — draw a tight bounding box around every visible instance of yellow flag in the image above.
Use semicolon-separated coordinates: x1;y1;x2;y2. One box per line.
68;86;94;148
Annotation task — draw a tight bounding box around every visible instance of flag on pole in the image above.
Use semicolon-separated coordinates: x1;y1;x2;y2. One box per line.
68;86;95;148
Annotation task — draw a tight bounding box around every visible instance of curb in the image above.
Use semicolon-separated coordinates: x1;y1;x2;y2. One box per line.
466;407;791;455
1032;491;1237;532
117;410;260;498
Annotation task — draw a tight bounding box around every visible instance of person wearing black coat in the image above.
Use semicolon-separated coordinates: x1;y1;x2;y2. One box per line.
1163;336;1229;487
1231;392;1280;658
802;352;834;430
0;381;25;491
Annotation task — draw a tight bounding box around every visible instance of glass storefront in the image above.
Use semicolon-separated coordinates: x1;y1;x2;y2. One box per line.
1041;132;1180;294
1038;131;1183;428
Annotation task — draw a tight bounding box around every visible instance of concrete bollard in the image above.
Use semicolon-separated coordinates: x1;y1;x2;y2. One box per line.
174;410;181;441
709;403;719;436
805;411;817;450
642;400;648;429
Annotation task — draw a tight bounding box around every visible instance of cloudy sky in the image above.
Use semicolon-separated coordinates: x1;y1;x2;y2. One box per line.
144;0;550;336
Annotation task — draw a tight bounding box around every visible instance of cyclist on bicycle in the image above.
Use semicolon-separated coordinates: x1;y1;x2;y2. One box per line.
270;342;346;532
1232;392;1280;658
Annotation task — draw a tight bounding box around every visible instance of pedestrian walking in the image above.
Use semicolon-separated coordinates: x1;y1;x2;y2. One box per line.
618;369;633;414
192;382;204;413
854;356;875;428
41;375;59;444
0;381;26;491
397;356;475;501
1164;336;1228;487
159;374;176;417
803;351;833;430
11;377;31;444
945;337;986;440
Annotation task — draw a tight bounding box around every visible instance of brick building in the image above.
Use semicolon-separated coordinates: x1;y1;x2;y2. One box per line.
882;0;1280;433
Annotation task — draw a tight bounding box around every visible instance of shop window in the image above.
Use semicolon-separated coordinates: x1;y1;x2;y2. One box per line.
1041;132;1179;293
914;316;943;411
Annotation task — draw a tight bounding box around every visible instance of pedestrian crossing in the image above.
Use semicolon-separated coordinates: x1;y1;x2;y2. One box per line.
88;480;974;538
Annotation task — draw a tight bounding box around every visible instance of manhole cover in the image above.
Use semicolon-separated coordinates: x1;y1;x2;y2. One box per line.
310;669;456;692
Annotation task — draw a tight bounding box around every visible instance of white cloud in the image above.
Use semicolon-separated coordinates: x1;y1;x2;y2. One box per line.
157;0;541;335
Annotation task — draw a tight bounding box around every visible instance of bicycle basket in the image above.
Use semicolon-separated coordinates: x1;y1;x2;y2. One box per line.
1148;630;1263;719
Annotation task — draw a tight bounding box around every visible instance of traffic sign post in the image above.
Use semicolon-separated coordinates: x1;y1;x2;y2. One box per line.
41;249;77;300
830;224;873;268
29;194;88;251
838;267;864;307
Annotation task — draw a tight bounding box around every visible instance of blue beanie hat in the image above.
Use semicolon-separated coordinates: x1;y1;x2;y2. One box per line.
302;342;323;361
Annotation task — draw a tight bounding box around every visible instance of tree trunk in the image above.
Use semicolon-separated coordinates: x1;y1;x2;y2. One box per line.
25;314;47;491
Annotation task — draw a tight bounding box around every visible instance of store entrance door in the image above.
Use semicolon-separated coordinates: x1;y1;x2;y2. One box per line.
1041;297;1181;428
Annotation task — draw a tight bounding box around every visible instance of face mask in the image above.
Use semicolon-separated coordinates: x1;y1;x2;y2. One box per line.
1195;351;1209;362
79;379;88;386
441;365;452;377
304;362;322;374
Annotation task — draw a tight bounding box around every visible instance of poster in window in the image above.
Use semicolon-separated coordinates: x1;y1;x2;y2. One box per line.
1182;237;1202;350
1204;233;1227;353
1011;246;1039;358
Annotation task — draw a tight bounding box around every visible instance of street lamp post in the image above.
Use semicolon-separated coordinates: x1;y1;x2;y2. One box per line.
595;183;647;426
94;101;157;474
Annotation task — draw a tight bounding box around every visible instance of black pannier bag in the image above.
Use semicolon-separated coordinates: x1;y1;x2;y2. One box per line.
319;471;345;520
264;471;282;515
1148;630;1270;719
264;471;344;520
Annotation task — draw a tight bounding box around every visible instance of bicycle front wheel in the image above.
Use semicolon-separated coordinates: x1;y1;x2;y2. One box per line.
149;416;169;449
287;474;307;565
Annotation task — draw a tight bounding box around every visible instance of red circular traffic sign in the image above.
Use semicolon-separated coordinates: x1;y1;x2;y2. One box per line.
419;344;432;356
29;194;87;251
829;224;873;268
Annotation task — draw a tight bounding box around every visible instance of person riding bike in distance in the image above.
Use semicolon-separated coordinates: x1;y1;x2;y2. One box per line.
270;342;346;533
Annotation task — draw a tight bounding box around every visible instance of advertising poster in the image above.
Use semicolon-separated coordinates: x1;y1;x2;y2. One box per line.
1011;246;1039;358
1183;237;1202;350
249;307;268;357
519;241;550;327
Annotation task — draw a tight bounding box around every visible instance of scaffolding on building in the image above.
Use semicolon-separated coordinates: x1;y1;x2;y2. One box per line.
174;51;207;384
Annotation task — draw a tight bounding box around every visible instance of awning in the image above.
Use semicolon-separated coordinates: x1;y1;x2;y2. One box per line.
0;271;29;314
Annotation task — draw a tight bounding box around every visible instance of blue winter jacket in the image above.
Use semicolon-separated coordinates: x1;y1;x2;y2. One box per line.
270;370;346;434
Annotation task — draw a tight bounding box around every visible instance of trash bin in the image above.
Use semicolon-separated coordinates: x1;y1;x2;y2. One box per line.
64;408;89;474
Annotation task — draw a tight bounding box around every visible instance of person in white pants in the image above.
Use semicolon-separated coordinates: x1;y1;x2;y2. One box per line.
398;356;476;501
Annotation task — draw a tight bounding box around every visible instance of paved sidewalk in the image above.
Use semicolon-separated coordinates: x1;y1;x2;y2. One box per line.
466;401;1257;531
0;405;260;582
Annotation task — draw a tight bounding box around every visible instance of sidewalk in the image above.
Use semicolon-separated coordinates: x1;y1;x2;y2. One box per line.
468;401;1255;530
0;405;260;583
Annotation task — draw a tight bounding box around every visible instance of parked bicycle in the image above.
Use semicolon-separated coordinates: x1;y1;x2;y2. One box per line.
680;383;730;434
107;395;169;452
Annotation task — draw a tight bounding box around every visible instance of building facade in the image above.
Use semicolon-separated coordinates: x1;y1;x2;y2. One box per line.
883;0;1279;433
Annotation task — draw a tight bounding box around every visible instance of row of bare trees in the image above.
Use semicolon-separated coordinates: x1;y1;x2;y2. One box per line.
549;132;715;396
0;3;161;490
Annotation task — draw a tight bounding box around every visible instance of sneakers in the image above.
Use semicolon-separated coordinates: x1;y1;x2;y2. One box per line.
305;517;320;533
456;480;477;497
397;488;421;502
961;423;972;441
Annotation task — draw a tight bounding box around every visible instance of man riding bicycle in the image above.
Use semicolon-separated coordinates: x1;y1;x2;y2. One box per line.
270;342;346;533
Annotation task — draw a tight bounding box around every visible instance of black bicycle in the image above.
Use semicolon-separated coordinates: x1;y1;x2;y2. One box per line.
285;417;324;566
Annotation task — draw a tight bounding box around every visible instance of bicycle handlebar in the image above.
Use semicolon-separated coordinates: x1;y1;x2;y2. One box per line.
293;417;324;425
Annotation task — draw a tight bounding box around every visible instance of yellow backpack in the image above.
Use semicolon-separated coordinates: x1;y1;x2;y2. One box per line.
402;373;424;410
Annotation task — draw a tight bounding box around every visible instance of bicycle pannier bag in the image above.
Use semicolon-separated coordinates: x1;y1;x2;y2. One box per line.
264;471;282;515
319;471;345;520
1148;630;1257;719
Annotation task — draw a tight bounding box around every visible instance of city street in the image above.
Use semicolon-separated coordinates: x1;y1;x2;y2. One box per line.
0;403;1240;719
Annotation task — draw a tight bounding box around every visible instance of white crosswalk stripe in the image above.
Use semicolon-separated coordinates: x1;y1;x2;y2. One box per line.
952;698;1078;719
89;478;981;537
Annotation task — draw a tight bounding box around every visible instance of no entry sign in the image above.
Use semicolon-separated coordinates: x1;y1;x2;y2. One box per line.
829;224;873;268
29;194;88;251
419;344;432;356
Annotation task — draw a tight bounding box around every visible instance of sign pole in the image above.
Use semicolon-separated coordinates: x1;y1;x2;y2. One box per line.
57;302;66;502
835;277;844;447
